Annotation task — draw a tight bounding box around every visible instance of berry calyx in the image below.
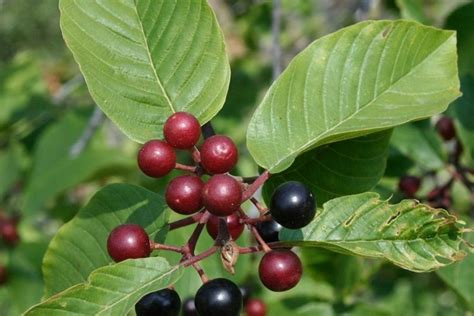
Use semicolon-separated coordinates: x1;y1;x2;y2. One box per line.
436;116;456;141
398;175;421;197
206;213;244;241
135;288;181;316
163;112;201;149
245;298;267;316
0;218;19;246
255;220;282;243
258;250;302;292
107;224;151;262
182;297;198;316
270;181;316;229
195;278;242;316
138;140;176;178
202;174;242;216
200;135;238;174
165;175;204;215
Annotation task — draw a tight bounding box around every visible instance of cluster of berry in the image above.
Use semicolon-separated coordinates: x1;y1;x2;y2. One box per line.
106;112;317;315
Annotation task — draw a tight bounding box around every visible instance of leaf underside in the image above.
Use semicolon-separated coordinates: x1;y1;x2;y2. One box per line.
280;192;468;272
247;20;460;173
59;0;230;142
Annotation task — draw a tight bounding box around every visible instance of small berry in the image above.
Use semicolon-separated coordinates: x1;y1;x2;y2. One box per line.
245;298;267;316
398;175;421;197
138;140;176;178
202;175;242;216
195;278;242;316
163;112;201;149
0;265;7;285
206;214;244;241
165;175;204;215
436;117;456;141
256;220;282;243
107;224;151;262
182;297;198;316
135;288;181;316
0;218;19;246
200;135;238;174
258;250;302;292
270;181;316;229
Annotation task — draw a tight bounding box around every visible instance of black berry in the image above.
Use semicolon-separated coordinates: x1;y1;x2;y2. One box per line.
436;116;456;141
195;278;242;316
398;175;421;197
202;174;242;216
270;181;316;229
255;220;282;243
182;297;198;316
107;224;151;262
163;112;201;149
165;175;204;215
245;298;267;316
135;288;181;316
200;135;238;174
138;140;176;178
239;285;251;305
206;213;244;241
258;250;302;292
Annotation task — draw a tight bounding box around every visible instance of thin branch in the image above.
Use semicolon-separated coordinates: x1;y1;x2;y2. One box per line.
151;243;183;253
169;212;204;231
241;171;270;202
69;106;105;158
272;0;282;80
175;163;197;173
52;74;84;105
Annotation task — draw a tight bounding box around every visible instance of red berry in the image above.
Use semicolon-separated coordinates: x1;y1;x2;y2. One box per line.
0;218;19;246
202;175;242;216
165;175;204;215
245;298;267;316
137;140;176;178
398;175;421;197
200;135;238;174
164;112;201;149
436;117;456;141
258;250;302;292
107;224;151;262
206;213;244;241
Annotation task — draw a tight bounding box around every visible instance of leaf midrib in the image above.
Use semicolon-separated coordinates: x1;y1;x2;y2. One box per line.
265;30;455;171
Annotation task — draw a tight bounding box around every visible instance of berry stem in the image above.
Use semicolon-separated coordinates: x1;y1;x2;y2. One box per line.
151;243;183;253
238;242;286;254
182;211;210;256
240;215;272;225
250;197;269;214
168;212;204;231
241;171;270;202
181;246;219;267
190;146;201;163
175;162;197;173
191;262;209;283
237;208;271;253
201;121;216;139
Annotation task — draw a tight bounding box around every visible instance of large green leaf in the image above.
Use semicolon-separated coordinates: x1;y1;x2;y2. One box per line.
0;142;28;200
59;0;230;142
22;112;133;214
42;183;169;298
262;130;391;205
26;257;183;315
247;20;460;173
280;192;468;272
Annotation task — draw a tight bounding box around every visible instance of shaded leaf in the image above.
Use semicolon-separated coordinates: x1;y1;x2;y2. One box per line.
42;183;169;297
247;20;460;173
59;0;230;142
280;192;468;272
26;257;183;315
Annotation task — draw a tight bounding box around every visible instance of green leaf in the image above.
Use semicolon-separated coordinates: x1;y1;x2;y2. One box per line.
247;20;460;173
26;257;183;316
452;75;474;165
22;112;133;214
262;130;391;205
0;142;28;200
42;183;169;297
390;120;446;170
59;0;230;143
395;0;429;24
437;233;474;311
280;192;468;272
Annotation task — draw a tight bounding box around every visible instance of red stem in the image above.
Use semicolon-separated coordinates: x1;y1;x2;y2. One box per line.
181;246;218;267
250;197;269;214
175;162;197;173
169;212;203;231
151;243;183;253
241;171;270;202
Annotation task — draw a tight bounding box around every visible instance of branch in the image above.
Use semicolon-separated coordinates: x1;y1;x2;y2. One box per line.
69;106;105;158
52;74;85;105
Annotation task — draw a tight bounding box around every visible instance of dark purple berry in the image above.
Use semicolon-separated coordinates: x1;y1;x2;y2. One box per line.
258;250;302;292
182;297;198;316
138;140;176;178
436;117;456;141
107;224;151;262
135;288;181;316
206;214;244;241
398;175;421;197
256;220;282;243
200;135;238;174
165;175;204;215
195;278;242;316
202;175;242;216
245;298;267;316
164;112;201;149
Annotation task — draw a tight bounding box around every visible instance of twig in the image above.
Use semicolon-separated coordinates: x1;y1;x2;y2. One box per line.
151;243;183;253
175;163;197;173
52;74;84;105
272;0;282;80
69;106;105;158
169;212;204;231
241;171;270;202
250;197;268;214
181;246;218;267
238;208;271;253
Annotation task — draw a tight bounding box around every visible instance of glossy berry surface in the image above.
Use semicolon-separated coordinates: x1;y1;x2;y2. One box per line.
0;219;19;246
245;298;267;316
165;175;204;215
138;140;176;178
200;135;238;174
202;174;242;216
163;112;201;149
398;175;421;197
195;278;242;316
182;297;198;316
135;288;181;316
258;250;302;292
270;181;316;229
436;117;456;141
256;220;282;243
107;224;151;262
206;213;244;241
